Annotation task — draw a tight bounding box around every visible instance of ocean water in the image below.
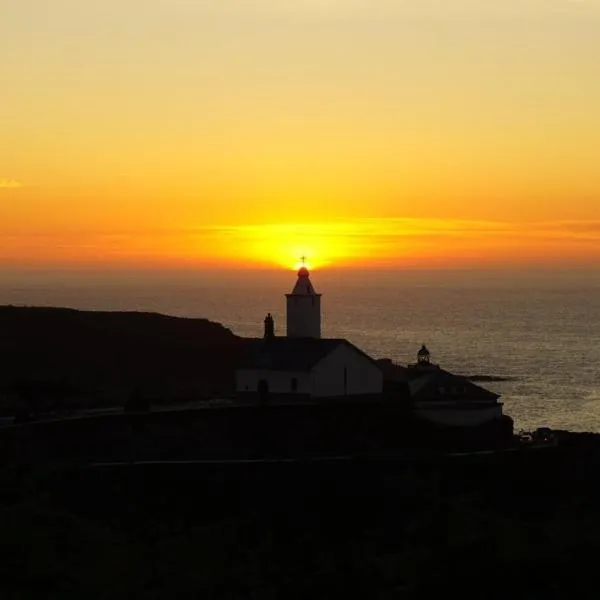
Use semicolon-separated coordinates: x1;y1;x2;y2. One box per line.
2;267;600;433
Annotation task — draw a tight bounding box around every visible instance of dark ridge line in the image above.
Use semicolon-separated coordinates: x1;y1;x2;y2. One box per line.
465;375;517;382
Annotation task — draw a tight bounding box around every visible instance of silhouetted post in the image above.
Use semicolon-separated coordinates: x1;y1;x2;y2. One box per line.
264;313;275;339
258;379;269;406
128;422;134;465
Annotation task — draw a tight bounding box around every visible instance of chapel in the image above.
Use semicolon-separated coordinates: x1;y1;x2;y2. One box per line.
235;264;383;402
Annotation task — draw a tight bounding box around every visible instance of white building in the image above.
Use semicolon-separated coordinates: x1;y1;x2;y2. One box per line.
235;266;383;401
234;268;507;431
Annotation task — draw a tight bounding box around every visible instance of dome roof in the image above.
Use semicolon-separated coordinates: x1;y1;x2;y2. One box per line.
289;266;318;296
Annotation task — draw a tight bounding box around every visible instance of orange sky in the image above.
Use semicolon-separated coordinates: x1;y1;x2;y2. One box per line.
2;1;600;271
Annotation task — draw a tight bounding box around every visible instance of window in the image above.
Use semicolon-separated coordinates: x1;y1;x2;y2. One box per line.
291;378;298;392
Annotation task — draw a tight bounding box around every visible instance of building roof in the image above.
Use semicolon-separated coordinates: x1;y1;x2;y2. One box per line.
288;267;319;296
409;368;500;402
238;337;378;373
375;359;411;382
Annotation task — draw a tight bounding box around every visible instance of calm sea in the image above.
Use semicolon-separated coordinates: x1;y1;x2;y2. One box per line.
2;267;600;433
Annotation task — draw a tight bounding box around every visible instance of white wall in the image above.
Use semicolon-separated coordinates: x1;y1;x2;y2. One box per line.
286;295;321;338
311;343;383;397
235;343;383;399
235;369;310;395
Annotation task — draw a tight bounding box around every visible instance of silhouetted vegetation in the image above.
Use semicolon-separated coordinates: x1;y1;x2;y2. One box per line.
0;404;514;469
1;433;599;599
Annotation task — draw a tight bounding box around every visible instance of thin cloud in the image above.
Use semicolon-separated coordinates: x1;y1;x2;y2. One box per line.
209;218;515;238
2;218;599;268
203;217;600;265
0;179;23;189
203;0;600;18
535;221;600;234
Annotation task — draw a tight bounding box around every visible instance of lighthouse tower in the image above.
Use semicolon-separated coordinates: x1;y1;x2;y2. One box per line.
286;263;321;338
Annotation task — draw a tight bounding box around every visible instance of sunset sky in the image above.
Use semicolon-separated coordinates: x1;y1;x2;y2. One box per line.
2;0;600;270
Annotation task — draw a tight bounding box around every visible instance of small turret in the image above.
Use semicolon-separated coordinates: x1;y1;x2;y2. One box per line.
417;344;431;366
408;344;438;371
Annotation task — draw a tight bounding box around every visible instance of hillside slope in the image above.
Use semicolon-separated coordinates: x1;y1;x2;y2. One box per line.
0;306;249;406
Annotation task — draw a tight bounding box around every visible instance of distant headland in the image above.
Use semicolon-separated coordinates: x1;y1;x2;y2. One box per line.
0;304;249;411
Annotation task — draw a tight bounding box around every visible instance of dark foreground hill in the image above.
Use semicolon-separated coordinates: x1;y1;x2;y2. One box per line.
0;305;250;409
0;433;599;599
1;308;598;598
